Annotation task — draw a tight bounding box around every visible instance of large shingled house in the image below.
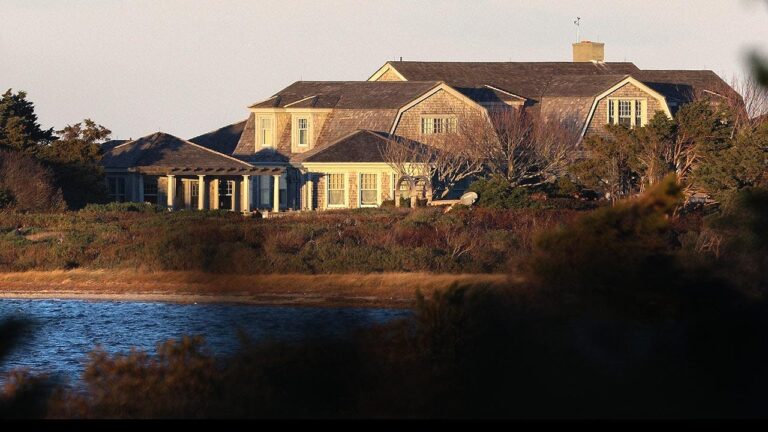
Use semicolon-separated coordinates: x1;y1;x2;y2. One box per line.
102;41;737;212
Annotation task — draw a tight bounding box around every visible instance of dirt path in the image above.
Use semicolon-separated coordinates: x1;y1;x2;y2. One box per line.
0;270;512;308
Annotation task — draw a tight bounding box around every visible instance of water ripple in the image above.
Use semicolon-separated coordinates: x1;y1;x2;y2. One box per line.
0;299;411;385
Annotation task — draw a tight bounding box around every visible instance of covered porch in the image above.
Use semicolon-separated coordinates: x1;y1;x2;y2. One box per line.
143;166;287;213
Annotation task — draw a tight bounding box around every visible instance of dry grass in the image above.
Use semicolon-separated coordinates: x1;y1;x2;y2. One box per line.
0;270;513;308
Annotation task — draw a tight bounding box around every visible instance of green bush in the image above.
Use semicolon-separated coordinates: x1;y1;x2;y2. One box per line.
467;177;542;209
81;202;165;213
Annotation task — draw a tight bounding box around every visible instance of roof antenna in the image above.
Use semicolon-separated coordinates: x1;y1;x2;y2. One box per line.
574;17;581;42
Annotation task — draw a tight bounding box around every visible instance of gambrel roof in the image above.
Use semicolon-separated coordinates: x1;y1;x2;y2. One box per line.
249;81;441;109
373;61;642;100
372;61;734;107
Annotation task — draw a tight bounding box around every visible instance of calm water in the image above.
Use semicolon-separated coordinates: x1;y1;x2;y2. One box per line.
0;299;411;384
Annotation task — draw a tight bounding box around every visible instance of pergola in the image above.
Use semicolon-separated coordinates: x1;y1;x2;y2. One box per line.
134;165;287;213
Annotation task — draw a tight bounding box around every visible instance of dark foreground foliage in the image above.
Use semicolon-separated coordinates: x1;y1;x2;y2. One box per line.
3;177;768;418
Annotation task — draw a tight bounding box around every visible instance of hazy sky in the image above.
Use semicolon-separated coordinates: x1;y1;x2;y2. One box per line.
2;0;767;140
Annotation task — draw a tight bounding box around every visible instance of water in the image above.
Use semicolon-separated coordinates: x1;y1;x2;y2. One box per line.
0;299;411;385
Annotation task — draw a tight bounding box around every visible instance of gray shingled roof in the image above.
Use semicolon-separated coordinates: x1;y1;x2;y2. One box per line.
384;61;642;100
250;81;440;109
189;119;248;155
300;130;428;163
637;70;737;103
101;132;283;174
301;130;391;163
543;74;629;97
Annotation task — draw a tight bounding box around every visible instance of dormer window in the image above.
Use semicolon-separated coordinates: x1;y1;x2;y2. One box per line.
297;117;309;146
607;98;646;128
421;116;457;135
257;115;274;148
292;115;312;149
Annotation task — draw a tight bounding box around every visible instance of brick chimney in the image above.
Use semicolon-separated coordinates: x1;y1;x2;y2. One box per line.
572;41;605;62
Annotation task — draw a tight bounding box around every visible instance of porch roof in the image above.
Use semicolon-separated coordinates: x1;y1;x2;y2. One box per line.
101;132;287;175
137;166;285;175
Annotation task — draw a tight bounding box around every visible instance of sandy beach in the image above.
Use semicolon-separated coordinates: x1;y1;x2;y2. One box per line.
0;270;512;308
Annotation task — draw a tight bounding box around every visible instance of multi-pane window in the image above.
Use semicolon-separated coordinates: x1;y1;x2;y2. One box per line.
297;117;309;147
107;177;126;202
608;100;615;124
327;173;345;207
607;98;646;128
219;180;234;211
190;182;199;202
360;174;377;207
618;100;632;127
421;116;457;134
392;173;398;202
143;176;158;204
259;117;273;147
260;175;271;206
258;175;287;207
279;174;287;207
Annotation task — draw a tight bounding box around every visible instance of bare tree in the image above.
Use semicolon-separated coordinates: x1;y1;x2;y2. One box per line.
380;107;580;201
379;126;485;200
475;108;580;188
0;149;65;212
728;74;768;128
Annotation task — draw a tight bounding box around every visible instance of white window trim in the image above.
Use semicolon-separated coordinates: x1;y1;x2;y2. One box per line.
326;173;347;208
420;115;458;135
606;97;648;128
256;114;276;149
292;114;312;149
358;173;380;208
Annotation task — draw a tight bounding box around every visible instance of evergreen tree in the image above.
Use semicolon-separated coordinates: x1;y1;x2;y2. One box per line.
41;119;112;209
0;89;55;153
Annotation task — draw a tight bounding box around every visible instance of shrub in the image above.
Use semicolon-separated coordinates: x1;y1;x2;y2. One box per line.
467;177;542;209
0;189;13;209
81;202;165;213
526;175;684;317
0;150;65;212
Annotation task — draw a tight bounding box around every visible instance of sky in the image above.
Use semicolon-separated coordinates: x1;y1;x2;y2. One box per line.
2;0;767;140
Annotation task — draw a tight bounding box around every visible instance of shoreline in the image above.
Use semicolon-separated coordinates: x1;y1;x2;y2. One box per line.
0;270;512;308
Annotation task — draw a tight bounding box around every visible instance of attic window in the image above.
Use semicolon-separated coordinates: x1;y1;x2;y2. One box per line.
421;116;457;135
607;98;647;128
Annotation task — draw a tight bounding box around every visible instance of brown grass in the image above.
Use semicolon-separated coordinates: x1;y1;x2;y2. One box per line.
0;270;513;308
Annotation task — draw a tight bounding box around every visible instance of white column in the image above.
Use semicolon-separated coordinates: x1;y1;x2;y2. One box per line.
212;178;220;210
242;175;251;213
306;173;313;211
198;175;206;210
272;174;280;213
166;175;175;210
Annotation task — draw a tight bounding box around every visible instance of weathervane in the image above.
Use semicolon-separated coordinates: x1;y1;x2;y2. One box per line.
574;17;581;42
